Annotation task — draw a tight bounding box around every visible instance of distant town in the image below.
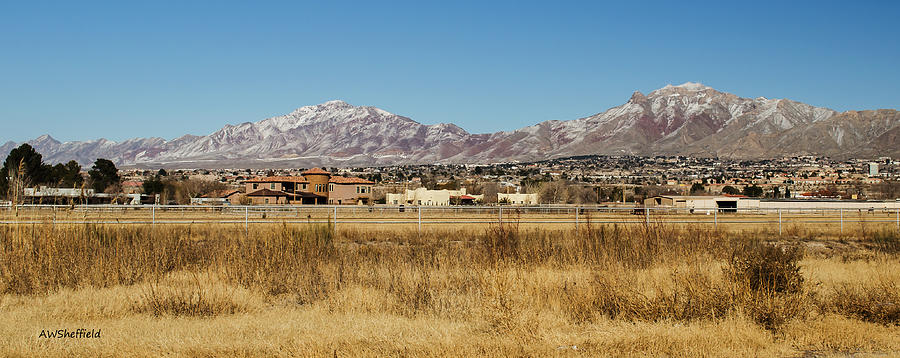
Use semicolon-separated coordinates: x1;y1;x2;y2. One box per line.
3;142;898;207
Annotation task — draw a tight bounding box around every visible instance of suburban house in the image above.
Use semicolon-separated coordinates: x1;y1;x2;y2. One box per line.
243;168;373;205
23;186;142;205
192;189;243;205
328;176;375;205
498;193;539;205
245;188;292;205
385;188;484;206
643;195;756;213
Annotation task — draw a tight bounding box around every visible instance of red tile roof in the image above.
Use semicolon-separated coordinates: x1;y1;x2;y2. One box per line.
201;189;242;198
245;176;309;183
122;181;143;187
246;188;290;197
329;176;374;184
301;167;330;175
722;194;748;198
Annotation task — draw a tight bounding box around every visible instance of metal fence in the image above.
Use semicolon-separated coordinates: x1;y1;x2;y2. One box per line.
2;204;900;234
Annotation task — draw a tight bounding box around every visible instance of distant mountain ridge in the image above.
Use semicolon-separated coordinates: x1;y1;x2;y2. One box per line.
3;83;898;168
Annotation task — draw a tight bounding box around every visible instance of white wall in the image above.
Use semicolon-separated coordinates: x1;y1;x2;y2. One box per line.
498;193;538;205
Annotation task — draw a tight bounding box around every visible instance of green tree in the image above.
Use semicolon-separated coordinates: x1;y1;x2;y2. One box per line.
690;183;706;195
142;176;165;195
88;159;120;192
1;144;52;198
743;185;764;197
722;185;741;195
51;160;83;187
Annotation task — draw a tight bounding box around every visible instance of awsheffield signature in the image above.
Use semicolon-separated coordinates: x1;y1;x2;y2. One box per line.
38;329;101;339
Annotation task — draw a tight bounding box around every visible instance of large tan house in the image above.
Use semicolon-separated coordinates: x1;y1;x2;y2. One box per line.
244;168;374;205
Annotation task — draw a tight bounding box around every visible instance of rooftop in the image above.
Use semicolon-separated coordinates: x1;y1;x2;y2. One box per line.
245;188;290;197
329;176;374;184
201;189;242;198
245;176;309;183
301;167;331;175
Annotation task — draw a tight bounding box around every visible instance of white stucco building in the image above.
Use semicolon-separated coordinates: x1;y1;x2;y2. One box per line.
386;188;484;206
498;193;539;205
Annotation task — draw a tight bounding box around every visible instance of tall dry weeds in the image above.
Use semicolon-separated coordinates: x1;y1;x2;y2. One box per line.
0;221;896;335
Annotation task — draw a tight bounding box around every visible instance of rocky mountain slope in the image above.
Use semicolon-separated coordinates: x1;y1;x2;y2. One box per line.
3;83;898;168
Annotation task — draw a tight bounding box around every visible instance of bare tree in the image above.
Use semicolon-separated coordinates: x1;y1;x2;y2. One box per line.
482;182;499;204
174;179;227;205
522;182;542;196
539;180;567;204
874;180;900;200
566;185;596;204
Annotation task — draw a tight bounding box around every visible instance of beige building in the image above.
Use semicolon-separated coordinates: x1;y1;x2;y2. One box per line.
246;188;290;205
193;189;244;205
245;176;326;205
498;193;539;205
386;188;483;206
645;195;900;213
644;195;758;213
243;168;372;205
328;176;375;205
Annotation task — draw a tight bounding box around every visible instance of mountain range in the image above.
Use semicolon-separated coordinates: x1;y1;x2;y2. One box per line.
3;83;898;168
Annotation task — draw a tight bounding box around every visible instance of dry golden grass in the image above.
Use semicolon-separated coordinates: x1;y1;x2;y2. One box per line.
1;221;899;356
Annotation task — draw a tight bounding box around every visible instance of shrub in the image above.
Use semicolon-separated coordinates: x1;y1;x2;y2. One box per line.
868;229;900;255
826;280;900;325
727;240;804;294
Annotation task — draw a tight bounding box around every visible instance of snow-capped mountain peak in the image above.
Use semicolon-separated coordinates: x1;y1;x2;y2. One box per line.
673;82;711;91
6;86;898;168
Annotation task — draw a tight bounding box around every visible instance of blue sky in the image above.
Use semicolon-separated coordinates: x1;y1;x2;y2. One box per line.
1;1;898;142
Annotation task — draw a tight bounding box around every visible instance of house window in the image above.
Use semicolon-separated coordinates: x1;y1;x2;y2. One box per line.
356;186;360;194
302;184;307;190
270;183;275;189
253;183;258;190
330;184;334;192
265;198;269;204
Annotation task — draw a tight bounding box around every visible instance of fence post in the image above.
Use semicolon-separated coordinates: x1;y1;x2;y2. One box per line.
499;206;502;224
840;208;843;234
152;204;156;226
778;209;782;236
714;208;718;229
333;205;337;233
896;208;898;231
575;206;579;230
645;207;649;227
418;206;422;232
244;206;248;231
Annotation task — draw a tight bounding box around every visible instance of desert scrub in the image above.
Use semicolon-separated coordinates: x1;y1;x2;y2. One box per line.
133;272;262;317
824;279;900;325
726;240;804;294
0;224;206;295
868;229;900;255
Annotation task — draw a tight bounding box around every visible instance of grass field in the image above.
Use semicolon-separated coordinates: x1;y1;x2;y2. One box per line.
3;205;899;235
1;221;899;356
